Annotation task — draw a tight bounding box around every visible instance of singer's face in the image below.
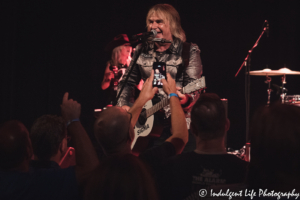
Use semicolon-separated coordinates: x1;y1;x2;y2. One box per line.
147;13;172;41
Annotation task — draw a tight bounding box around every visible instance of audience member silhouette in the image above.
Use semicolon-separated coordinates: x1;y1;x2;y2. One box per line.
30;115;68;170
0;93;99;200
85;154;158;200
0;120;32;172
248;103;300;192
158;93;248;200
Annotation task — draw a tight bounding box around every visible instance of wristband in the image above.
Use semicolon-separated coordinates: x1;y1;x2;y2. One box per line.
168;93;179;99
66;118;80;127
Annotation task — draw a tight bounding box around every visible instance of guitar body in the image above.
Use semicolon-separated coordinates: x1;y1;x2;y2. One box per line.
132;77;206;152
134;100;154;138
132;100;165;154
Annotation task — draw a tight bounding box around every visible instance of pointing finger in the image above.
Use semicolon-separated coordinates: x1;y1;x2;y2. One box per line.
62;92;69;104
149;70;154;82
152;87;158;94
166;73;171;80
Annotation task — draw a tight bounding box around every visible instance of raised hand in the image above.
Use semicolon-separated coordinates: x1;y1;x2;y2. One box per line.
161;73;177;95
61;92;81;121
128;70;158;128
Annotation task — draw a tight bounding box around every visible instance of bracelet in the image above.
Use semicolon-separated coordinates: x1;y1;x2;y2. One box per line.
168;93;179;99
66;118;80;127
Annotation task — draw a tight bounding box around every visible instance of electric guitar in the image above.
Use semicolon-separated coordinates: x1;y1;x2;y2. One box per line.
132;76;206;149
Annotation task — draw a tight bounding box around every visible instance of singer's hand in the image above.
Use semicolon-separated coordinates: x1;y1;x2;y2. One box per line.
121;105;130;112
176;87;189;105
102;63;114;90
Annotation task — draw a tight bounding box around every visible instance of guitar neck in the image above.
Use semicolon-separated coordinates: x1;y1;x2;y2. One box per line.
145;98;169;118
140;75;206;119
145;89;184;118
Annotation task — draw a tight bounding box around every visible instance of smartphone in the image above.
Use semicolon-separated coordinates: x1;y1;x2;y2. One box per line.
153;62;166;88
59;147;76;169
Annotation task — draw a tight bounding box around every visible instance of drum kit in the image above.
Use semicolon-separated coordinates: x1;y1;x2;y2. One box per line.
249;67;300;105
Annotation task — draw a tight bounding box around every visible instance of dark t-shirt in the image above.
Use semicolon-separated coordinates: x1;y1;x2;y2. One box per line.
158;152;248;200
139;141;177;199
29;160;60;171
139;141;176;172
0;167;80;200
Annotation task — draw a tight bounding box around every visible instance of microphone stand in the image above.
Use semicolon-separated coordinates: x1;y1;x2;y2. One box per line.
235;23;268;144
113;39;148;106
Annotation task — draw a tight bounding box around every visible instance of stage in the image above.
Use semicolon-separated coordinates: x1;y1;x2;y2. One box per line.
2;0;299;149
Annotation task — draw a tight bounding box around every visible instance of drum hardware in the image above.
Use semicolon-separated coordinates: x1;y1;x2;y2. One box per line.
280;74;287;103
265;76;272;105
284;95;300;106
249;67;300;76
94;109;102;118
245;142;251;162
227;143;250;162
250;67;300;105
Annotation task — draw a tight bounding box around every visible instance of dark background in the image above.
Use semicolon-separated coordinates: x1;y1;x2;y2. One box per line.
2;0;299;149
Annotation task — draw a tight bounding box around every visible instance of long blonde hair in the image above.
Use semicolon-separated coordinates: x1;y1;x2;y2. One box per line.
111;45;123;66
146;4;186;42
111;45;131;66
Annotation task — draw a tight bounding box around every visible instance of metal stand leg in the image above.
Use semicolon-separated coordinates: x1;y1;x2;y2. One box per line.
281;75;287;103
265;76;272;105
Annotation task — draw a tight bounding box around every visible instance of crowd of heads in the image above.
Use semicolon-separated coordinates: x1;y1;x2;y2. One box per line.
1;93;300;198
0;115;69;171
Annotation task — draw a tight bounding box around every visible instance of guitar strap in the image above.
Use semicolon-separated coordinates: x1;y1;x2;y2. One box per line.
182;42;191;69
176;42;191;83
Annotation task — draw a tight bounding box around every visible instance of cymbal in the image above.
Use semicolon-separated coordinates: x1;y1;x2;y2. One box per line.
277;67;300;75
249;68;281;76
249;67;300;76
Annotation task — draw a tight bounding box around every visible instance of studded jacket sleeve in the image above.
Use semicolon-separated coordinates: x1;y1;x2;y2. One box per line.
181;43;203;111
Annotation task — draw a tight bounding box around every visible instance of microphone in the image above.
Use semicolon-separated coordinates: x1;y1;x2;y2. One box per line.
131;30;157;41
152;38;172;43
265;20;269;37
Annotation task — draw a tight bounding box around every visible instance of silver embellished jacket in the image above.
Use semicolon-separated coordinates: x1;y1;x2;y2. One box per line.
117;37;203;128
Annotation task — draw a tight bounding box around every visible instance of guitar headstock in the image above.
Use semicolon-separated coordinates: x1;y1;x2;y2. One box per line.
182;76;206;94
